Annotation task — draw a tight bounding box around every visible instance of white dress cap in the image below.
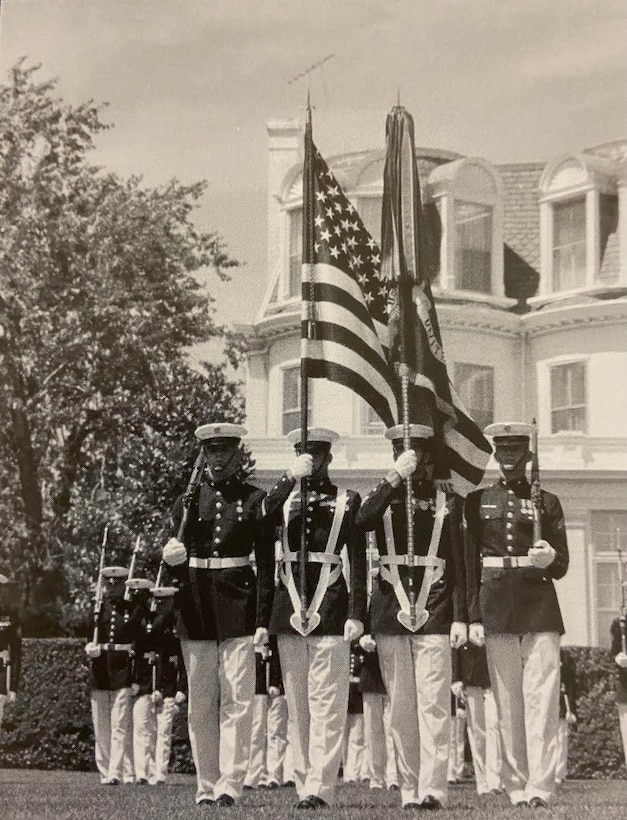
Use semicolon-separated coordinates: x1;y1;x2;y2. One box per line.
195;423;247;441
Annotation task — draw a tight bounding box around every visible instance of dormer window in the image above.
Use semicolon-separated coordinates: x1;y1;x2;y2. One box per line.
538;153;620;298
428;158;505;299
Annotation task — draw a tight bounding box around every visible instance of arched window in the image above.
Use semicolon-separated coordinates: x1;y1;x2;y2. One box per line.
538;153;620;298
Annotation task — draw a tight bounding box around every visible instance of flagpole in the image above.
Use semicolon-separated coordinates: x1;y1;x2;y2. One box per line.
299;96;316;633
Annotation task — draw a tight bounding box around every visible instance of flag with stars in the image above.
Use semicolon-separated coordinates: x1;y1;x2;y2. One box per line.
301;115;398;428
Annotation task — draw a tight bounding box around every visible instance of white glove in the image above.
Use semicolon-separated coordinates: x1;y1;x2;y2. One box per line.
343;618;364;642
359;634;377;653
131;683;140;696
152;690;164;706
174;691;187;705
566;711;577;725
449;621;468;649
615;652;627;669
8;691;17;703
253;627;270;658
393;450;418;479
85;642;101;659
450;680;464;698
289;454;313;480
268;686;281;698
528;539;556;569
469;622;485;647
163;537;187;566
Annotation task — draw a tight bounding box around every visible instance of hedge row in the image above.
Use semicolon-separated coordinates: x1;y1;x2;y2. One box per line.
0;641;624;778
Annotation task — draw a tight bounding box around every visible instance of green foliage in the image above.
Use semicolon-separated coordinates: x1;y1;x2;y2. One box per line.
564;646;626;779
0;638;195;773
0;62;243;634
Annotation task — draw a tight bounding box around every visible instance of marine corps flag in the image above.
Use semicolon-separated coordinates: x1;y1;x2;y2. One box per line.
380;105;491;496
300;106;399;429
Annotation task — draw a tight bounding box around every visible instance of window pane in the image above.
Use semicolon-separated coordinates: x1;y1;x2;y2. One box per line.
453;363;494;432
289;209;303;298
454;201;492;294
283;368;300;412
553;199;586;291
550;362;586;433
591;511;627;554
362;402;385;436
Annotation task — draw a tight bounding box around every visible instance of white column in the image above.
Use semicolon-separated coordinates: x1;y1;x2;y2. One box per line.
617;179;627;284
586;188;600;286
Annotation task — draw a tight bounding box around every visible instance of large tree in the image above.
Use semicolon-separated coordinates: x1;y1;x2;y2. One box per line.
0;62;243;634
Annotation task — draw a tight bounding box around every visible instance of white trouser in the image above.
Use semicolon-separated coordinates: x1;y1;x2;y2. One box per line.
485;632;560;806
90;687;134;783
245;694;269;787
133;694;157;782
0;694;5;729
555;718;569;782
377;633;451;807
618;702;627;766
363;693;386;788
180;636;255;804
266;694;289;785
447;710;466;782
277;634;350;804
342;713;366;781
154;696;177;783
465;687;502;793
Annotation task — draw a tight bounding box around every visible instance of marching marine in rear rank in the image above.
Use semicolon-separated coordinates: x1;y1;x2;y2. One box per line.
127;577;164;785
356;424;468;811
161;423;277;808
0;574;22;730
85;565;147;785
269;427;367;810
464;422;569;810
151;585;187;786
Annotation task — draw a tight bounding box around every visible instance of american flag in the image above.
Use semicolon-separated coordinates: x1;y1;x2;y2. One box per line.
301;120;399;429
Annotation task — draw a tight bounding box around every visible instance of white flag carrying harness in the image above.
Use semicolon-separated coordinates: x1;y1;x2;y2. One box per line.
379;487;447;632
280;488;348;636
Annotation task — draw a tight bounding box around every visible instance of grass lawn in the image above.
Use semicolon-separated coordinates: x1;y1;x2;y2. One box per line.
0;770;625;819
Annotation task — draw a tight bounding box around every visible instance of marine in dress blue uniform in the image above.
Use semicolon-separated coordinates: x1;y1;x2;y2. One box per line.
356;424;468;810
463;422;569;809
85;566;146;785
0;575;21;731
268;427;367;810
162;422;277;807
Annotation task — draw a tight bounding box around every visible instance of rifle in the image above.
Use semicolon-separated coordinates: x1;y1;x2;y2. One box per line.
530;419;542;542
146;561;165;634
617;527;626;654
92;524;109;644
123;535;142;622
178;448;208;633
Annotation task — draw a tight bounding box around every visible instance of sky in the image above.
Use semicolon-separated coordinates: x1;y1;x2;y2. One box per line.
1;0;626;330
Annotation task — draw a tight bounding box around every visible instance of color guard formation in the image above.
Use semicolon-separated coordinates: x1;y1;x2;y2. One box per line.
75;417;627;810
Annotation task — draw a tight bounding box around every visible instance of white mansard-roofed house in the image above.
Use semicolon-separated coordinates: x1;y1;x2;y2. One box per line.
241;121;627;648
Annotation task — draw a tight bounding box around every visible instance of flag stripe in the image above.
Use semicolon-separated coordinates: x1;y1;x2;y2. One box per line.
303;335;398;423
303;358;396;429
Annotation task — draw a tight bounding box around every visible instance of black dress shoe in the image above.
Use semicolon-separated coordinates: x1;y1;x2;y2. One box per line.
214;794;235;807
265;781;279;789
106;778;120;786
514;801;529;808
283;780;296;787
243;785;254;790
420;795;442;810
295;795;327;809
136;778;148;785
403;803;422;809
529;797;548;809
198;799;214;806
